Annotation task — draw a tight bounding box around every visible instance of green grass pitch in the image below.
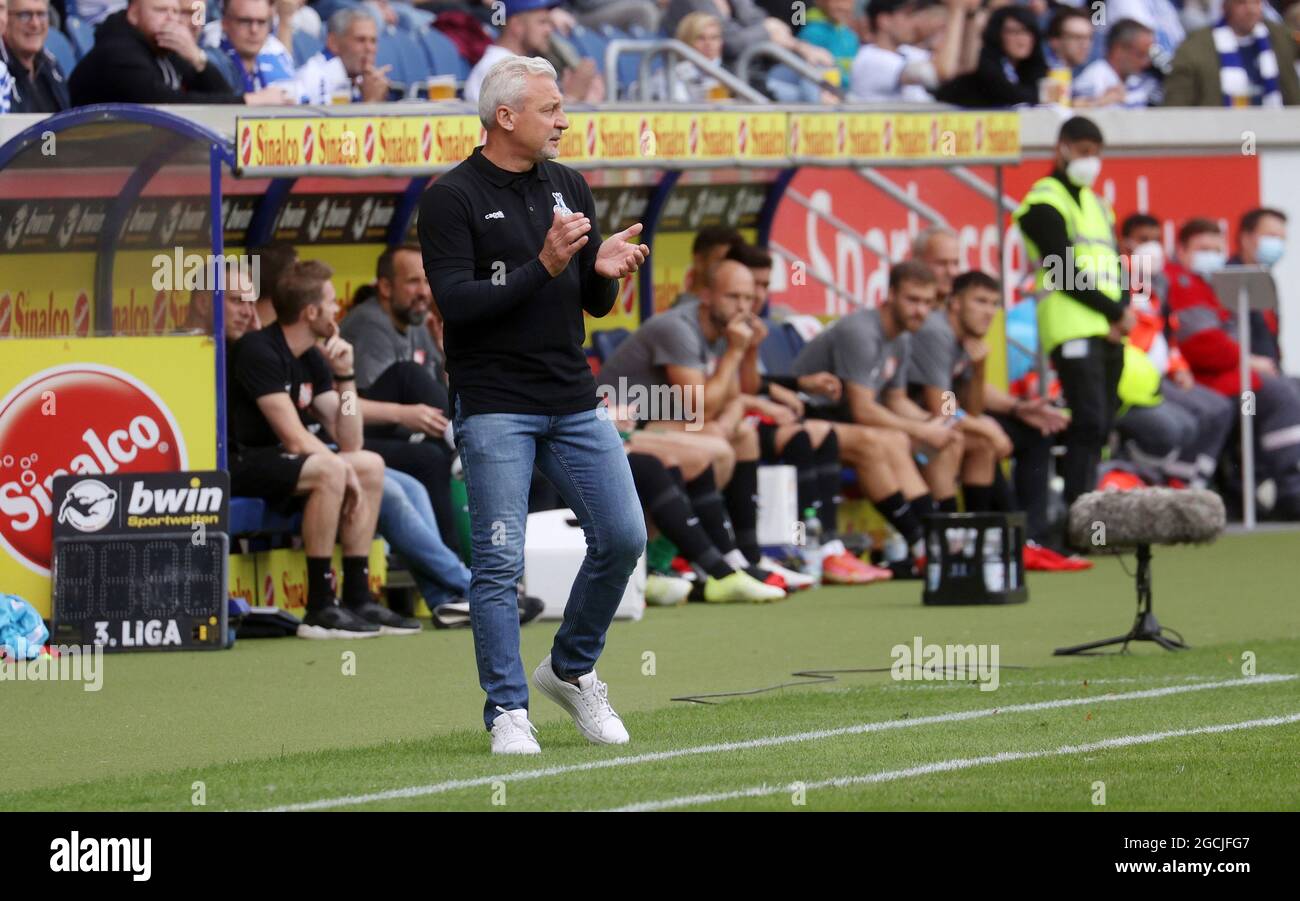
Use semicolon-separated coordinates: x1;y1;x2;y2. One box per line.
3;531;1298;811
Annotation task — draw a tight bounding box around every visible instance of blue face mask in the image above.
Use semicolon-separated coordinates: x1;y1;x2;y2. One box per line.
1256;235;1285;267
1190;250;1227;276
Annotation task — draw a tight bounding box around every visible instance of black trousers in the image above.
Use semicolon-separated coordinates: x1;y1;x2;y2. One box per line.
991;413;1053;544
361;361;459;555
1051;336;1124;504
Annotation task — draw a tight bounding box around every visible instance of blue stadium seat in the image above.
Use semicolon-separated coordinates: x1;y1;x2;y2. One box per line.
229;497;303;537
64;17;95;59
568;24;607;72
377;29;431;87
229;497;267;536
420;27;469;81
591;328;631;363
292;29;324;66
44;28;78;75
593;25;652;99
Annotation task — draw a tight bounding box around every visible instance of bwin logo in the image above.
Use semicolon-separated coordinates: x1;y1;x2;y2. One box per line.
484;210;505;220
127;478;224;516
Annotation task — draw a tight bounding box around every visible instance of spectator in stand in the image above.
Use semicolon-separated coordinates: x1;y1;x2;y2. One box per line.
0;0;13;114
799;0;862;86
1165;217;1300;517
1162;0;1300;105
569;0;660;34
340;244;464;558
201;0;298;99
1042;6;1094;77
68;0;290;104
635;10;727;101
851;0;972;104
659;10;727;101
1073;18;1162;107
1106;0;1185;63
935;4;1047;107
1181;0;1286;31
2;0;69;112
465;0;602;104
226;259;402;638
1229;206;1288;363
662;0;835;70
296;7;392;104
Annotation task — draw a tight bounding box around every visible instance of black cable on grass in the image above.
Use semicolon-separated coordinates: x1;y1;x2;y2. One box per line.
670;664;1031;705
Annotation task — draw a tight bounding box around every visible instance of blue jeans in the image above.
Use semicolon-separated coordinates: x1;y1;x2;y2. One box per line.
454;401;646;729
378;468;471;610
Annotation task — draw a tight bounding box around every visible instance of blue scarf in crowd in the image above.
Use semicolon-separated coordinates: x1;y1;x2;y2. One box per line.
1213;17;1281;107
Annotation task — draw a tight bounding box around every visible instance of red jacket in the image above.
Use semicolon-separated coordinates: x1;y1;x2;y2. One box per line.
1163;261;1261;396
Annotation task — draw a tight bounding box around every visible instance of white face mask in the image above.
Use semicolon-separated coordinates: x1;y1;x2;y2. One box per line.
1133;240;1164;274
1065;155;1102;188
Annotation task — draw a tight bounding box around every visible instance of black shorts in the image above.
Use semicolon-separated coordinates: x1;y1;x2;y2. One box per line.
804;401;853;424
229;446;308;510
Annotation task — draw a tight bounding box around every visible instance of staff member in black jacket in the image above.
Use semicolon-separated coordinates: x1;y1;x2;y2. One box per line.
68;0;289;106
419;55;649;756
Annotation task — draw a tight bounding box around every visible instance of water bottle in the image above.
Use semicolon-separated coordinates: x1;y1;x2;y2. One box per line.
802;506;822;586
982;527;1005;593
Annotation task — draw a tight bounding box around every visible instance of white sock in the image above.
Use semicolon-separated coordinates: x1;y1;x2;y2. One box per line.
820;539;845;558
725;549;750;571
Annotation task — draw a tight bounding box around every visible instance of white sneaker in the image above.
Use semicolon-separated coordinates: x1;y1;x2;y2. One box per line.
645;572;692;606
489;706;541;755
759;556;816;590
532;656;629;745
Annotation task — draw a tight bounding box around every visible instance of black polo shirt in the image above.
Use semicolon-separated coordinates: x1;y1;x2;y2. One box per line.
417;145;617;417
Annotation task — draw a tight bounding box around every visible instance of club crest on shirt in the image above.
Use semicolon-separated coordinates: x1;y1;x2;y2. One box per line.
297;382;314;409
882;356;898;382
552;192;572;215
414;349;426;365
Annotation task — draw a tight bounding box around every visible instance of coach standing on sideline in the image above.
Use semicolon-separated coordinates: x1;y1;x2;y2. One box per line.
418;56;649;755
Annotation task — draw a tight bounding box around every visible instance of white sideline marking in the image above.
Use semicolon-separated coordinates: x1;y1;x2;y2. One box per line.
263;674;1294;812
610;712;1300;812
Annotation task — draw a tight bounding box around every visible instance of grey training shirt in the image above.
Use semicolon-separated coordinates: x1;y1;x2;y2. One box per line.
792;307;911;396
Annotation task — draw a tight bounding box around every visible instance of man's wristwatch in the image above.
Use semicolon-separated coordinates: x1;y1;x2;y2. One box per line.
334;372;356;382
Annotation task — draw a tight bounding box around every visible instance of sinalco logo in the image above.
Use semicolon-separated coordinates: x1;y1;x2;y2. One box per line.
56;479;117;532
0;363;187;574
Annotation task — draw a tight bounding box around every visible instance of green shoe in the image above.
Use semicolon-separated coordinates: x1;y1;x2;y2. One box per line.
703;570;786;603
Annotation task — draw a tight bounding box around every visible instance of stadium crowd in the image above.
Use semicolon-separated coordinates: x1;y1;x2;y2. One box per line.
3;0;1300;112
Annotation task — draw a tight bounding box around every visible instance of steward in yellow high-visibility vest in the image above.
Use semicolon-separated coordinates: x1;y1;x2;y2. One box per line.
1012;116;1135;506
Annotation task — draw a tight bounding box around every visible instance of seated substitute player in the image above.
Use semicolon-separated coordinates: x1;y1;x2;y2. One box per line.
792;260;963;575
227;260;407;638
907;271;1017;512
